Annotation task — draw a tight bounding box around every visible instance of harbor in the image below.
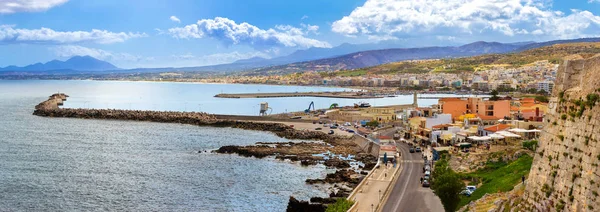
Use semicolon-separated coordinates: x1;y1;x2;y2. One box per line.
214;91;384;99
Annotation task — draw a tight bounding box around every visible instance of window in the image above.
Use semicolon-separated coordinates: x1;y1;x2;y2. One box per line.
487;105;494;110
486;111;494;116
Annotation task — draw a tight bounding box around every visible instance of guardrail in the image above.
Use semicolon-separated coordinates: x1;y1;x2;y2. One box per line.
376;156;403;212
347;160;381;201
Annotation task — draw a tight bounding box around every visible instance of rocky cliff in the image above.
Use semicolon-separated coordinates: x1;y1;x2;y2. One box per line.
519;54;600;211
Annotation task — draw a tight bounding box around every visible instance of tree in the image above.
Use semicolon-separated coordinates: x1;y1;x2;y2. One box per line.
535;95;549;103
431;168;464;212
366;120;380;128
489;90;500;101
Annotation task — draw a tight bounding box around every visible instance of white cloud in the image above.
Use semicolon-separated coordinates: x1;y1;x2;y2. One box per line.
51;45;150;62
0;25;146;44
168;17;331;49
0;0;68;14
170;16;181;23
332;0;600;40
589;0;600;3
301;15;309;20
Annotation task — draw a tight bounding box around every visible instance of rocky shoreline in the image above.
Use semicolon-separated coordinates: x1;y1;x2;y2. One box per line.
33;94;376;211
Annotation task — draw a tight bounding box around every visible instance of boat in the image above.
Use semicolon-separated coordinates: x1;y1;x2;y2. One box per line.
358;102;371;108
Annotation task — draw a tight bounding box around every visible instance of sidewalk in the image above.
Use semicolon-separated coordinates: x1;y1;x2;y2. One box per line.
349;162;399;212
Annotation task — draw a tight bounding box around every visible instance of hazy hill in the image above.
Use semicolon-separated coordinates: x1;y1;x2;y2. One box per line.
0;56;118;72
239;38;600;76
328;42;600;77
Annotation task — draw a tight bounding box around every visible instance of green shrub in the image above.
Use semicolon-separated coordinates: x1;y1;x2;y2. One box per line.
325;199;354;212
523;140;538;151
561;114;567;120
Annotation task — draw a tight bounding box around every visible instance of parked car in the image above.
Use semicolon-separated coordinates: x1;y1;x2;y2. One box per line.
423;165;430;172
424;171;431;178
324;124;330;127
422;179;430;187
415;147;422;152
409;147;415;153
344;122;351;126
315;127;322;130
466;186;477;192
460;187;476;197
347;130;355;133
328;130;335;135
330;126;338;129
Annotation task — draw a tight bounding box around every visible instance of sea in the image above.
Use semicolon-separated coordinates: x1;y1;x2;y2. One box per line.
0;80;452;211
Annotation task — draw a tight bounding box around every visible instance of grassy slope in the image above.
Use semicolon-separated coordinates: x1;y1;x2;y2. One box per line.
458;155;533;208
332;42;600;77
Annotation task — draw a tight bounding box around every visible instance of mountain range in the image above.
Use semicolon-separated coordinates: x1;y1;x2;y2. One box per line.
0;56;118;72
2;38;600;74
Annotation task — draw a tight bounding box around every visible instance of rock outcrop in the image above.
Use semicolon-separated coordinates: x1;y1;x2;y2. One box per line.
518;54;600;211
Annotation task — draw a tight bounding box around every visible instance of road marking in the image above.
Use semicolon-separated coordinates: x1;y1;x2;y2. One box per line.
399;160;425;164
391;158;414;212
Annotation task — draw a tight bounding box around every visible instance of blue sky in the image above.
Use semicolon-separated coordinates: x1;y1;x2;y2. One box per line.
1;0;599;68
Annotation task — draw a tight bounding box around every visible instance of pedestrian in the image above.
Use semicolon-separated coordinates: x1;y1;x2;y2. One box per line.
522;175;525;184
420;177;423;184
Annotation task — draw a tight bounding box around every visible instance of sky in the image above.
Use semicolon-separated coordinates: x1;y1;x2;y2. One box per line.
0;0;599;69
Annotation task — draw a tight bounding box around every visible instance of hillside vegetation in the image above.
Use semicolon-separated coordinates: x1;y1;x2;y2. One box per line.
330;42;600;77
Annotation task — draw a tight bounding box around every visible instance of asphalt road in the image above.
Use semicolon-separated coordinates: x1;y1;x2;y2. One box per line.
381;137;444;212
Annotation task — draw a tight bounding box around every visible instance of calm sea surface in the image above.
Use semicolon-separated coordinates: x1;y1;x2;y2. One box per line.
0;80;452;211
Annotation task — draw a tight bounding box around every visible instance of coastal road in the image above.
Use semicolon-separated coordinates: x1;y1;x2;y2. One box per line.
381;131;444;212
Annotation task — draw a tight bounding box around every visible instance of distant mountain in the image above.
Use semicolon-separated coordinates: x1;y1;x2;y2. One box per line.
0;56;118;72
241;38;600;76
232;57;269;64
516;38;600;52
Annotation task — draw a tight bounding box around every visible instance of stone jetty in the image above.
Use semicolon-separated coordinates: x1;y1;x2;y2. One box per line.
33;93;332;140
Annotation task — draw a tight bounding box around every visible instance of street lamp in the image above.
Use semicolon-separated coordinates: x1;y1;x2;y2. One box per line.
378;189;381;200
371;204;374;212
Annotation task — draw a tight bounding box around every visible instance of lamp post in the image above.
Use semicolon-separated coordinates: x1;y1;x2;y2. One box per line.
378;189;381;200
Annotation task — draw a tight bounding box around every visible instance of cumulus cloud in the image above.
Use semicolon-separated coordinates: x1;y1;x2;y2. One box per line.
168;17;331;49
0;25;146;44
170;16;181;23
0;0;68;14
51;45;150;62
332;0;600;40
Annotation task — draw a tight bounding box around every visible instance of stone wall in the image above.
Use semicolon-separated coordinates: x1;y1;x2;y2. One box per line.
520;54;600;211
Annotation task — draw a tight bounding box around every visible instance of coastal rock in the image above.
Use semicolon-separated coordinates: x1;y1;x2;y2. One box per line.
323;158;350;168
309;197;337;204
306;169;359;185
286;196;325;212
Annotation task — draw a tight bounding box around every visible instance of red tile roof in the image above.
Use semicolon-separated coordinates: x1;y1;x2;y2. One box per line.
483;124;510;132
378;135;392;140
479;115;499;120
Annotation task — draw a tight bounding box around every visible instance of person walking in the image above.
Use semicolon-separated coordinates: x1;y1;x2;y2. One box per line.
522;175;525;184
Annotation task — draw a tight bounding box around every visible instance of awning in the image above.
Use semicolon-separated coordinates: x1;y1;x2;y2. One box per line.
468;136;491;141
497;131;521;138
488;134;505;139
509;128;528;133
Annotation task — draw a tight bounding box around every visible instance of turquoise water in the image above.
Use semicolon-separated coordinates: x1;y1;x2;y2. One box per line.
0;80;340;211
0;80;446;115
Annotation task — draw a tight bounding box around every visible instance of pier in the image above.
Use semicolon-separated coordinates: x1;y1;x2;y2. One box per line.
214;91;384;99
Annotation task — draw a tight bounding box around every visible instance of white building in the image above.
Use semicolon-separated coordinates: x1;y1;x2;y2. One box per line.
537;81;554;93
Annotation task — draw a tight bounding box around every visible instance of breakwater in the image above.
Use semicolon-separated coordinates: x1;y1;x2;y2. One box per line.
215;91;383;99
33;93;334;141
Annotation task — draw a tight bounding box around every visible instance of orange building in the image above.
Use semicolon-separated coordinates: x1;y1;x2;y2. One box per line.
439;97;510;120
438;98;467;118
